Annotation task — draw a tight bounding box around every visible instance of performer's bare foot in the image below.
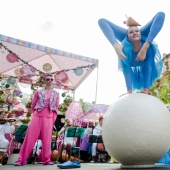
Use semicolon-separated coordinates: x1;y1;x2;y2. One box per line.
140;90;154;96
119;91;132;97
113;43;126;59
135;42;150;62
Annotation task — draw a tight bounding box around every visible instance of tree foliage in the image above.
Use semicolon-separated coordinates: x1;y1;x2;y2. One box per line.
150;72;170;104
79;98;87;113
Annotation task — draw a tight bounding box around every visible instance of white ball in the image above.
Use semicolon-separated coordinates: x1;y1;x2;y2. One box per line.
103;93;170;167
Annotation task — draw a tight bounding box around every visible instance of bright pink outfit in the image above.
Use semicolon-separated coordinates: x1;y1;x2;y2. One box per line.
15;91;59;165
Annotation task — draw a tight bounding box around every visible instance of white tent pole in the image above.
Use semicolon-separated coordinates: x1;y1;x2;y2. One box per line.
73;90;75;102
94;66;99;105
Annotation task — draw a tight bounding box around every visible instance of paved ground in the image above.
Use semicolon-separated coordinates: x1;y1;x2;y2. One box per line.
1;163;170;170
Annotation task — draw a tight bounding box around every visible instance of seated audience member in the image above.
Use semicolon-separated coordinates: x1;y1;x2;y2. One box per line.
0;110;16;165
32;140;42;163
56;119;75;163
90;116;103;163
80;128;92;161
33;140;42;156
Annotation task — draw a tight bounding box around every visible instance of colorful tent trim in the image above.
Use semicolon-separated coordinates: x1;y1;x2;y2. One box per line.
0;34;98;64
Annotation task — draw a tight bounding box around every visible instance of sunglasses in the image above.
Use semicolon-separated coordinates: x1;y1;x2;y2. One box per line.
45;78;54;82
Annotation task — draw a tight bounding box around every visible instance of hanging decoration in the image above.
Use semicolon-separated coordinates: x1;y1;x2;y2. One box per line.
74;67;83;76
13;90;21;97
7;77;16;85
61;93;66;97
19;76;32;84
14;68;21;77
1;41;96;76
6;53;18;63
20;64;36;77
5;84;10;88
55;71;68;84
0;42;96;92
43;63;52;72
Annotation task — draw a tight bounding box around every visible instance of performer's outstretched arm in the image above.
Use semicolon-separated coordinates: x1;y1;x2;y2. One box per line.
123;67;133;93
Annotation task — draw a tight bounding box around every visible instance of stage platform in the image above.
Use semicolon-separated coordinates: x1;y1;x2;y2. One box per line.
1;163;170;170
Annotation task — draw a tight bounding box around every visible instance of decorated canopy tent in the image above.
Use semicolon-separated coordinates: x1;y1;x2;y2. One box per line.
0;34;99;90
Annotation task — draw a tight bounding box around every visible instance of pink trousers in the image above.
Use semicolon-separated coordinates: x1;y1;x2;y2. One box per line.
15;116;55;165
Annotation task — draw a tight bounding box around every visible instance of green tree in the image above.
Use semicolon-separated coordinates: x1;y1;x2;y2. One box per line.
150;73;170;104
79;98;87;113
58;94;73;114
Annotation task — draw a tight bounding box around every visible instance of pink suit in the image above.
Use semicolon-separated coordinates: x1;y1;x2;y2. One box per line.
15;89;59;165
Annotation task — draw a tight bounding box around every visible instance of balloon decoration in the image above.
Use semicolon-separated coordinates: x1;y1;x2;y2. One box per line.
20;64;36;77
5;84;10;88
2;41;96;78
14;68;21;77
13;90;21;96
55;71;68;84
6;53;18;63
43;63;52;72
61;93;66;97
74;67;83;76
7;77;16;85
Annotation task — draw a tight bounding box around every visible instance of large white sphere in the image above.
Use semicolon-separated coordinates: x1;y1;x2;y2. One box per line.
103;93;170;168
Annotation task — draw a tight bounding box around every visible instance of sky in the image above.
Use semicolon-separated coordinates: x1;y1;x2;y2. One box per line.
0;0;170;105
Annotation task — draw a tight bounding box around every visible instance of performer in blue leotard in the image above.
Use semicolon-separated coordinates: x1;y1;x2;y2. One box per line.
98;12;165;94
